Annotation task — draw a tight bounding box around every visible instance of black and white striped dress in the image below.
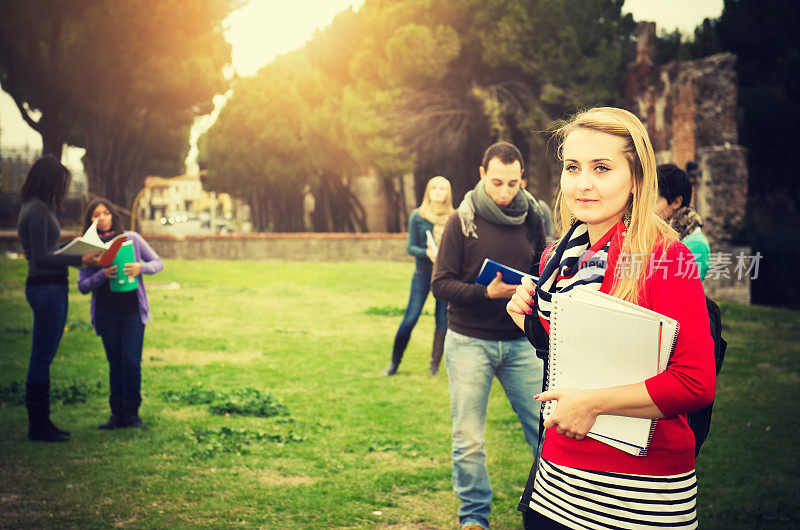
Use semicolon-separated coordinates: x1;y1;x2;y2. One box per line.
531;222;698;529
530;459;697;529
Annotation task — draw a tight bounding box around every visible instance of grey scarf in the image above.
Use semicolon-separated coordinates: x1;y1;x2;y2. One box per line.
457;180;545;240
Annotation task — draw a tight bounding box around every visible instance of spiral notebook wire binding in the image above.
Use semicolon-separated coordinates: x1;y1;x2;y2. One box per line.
543;295;561;418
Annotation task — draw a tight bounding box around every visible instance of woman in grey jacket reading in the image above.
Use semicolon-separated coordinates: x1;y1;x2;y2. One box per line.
17;156;100;442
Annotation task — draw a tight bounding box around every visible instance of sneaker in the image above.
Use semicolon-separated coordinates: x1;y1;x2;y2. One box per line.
382;363;399;376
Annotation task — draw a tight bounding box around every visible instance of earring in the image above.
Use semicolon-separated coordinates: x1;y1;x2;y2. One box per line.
622;208;632;227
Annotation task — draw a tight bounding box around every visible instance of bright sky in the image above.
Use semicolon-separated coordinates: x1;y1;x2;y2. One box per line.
623;0;724;34
225;0;365;77
0;0;724;168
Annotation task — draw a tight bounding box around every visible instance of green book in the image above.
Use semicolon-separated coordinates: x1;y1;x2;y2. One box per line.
109;241;138;293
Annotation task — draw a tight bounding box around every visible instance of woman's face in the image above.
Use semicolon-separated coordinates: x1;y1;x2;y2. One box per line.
561;128;634;239
91;204;114;232
427;181;449;203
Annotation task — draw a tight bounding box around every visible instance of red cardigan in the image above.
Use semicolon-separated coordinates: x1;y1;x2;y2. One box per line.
538;223;716;475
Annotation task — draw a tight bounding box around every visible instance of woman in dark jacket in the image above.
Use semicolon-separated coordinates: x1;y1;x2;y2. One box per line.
17;156;100;442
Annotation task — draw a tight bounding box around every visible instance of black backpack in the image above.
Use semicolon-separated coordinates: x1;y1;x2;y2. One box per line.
687;296;727;456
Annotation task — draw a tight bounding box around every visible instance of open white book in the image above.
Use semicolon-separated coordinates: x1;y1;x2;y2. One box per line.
545;286;679;456
55;220;126;264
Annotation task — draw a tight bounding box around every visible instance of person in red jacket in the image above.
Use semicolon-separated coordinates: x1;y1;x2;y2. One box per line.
507;107;715;530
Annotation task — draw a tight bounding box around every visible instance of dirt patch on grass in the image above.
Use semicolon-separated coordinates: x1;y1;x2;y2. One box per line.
70;457;102;464
193;465;318;488
157;406;209;422
364;451;448;469
0;493;23;504
374;489;459;529
145;348;262;366
378;523;446;530
251;468;318;487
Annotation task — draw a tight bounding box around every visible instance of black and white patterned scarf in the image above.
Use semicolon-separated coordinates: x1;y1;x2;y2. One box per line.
535;221;616;322
669;206;703;241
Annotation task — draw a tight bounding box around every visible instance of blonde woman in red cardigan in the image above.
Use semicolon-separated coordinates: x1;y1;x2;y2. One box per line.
507;107;715;529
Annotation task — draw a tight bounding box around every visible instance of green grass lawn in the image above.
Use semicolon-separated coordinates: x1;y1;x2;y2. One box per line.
0;257;798;529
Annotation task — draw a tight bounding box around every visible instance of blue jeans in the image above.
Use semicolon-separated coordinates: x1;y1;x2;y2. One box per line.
25;283;69;384
95;313;145;404
391;267;447;363
445;330;544;529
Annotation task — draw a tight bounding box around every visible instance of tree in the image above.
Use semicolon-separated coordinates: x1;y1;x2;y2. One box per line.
0;0;90;158
200;54;328;232
75;0;237;208
201;0;636;232
201;10;373;233
0;0;239;208
335;0;636;203
713;0;800;306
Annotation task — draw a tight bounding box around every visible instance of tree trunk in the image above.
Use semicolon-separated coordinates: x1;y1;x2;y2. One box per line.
82;113;144;211
312;173;368;232
249;191;270;232
380;175;402;233
249;192;260;232
38;115;66;159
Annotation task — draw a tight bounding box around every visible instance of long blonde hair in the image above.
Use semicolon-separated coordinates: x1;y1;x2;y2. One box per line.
418;176;454;242
552;107;677;303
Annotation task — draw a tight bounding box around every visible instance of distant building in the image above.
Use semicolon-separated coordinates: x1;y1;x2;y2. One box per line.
0;145;85;197
136;174;251;235
0;145;40;193
0;145;85;227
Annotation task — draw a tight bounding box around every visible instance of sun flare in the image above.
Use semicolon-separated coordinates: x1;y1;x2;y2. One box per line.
224;0;364;77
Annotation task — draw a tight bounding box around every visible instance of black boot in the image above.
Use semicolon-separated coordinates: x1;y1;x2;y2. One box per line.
98;398;123;430
122;399;148;430
383;333;410;376
429;332;446;376
43;380;70;436
26;382;68;442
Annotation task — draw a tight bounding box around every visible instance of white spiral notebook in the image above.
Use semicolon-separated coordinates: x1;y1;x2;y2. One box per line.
544;286;679;456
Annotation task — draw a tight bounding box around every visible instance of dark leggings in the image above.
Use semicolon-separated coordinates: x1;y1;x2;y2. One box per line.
522;508;571;529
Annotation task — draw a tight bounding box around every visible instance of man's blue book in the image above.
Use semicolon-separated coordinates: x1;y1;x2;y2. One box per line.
475;259;538;286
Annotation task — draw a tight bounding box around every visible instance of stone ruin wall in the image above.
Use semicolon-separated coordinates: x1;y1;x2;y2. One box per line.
625;22;751;304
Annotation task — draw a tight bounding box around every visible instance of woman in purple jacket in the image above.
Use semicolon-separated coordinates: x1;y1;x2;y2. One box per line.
78;199;163;430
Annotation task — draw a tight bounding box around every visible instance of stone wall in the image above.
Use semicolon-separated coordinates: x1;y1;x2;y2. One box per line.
625;22;751;303
0;232;411;262
0;229;754;304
